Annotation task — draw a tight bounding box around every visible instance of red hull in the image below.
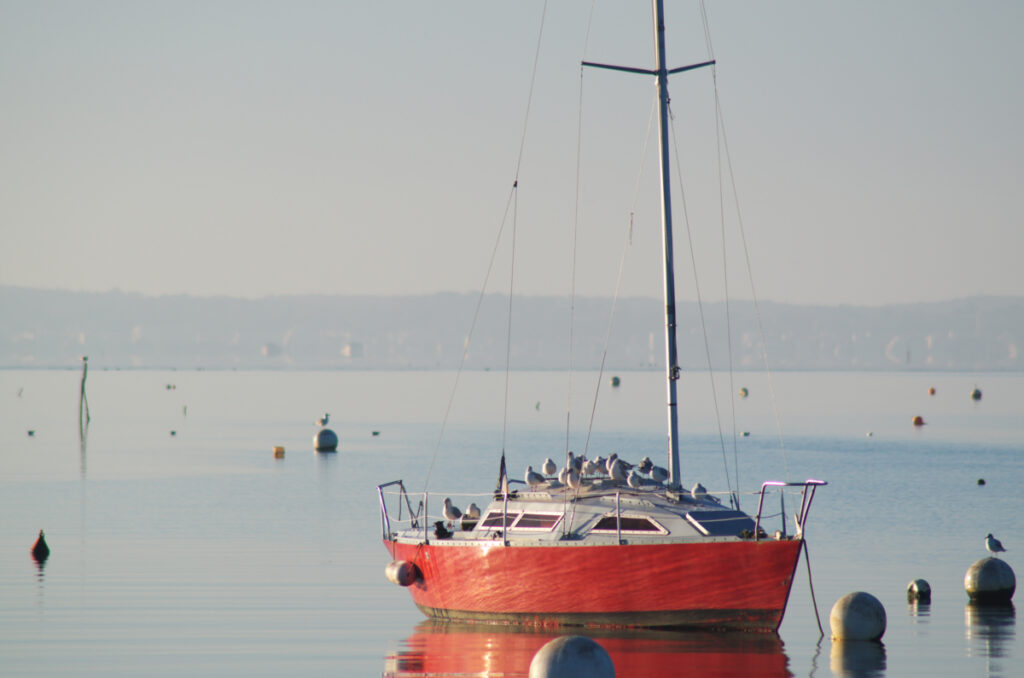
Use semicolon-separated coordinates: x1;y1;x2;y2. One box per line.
387;538;803;631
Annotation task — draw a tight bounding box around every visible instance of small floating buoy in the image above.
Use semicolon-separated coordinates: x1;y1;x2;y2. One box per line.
971;387;982;401
739;387;749;398
273;446;285;459
964;558;1015;604
866;431;874;437
907;579;931;603
741;431;750;437
978;478;986;486
529;636;615;678
384;560;420;587
372;431;380;437
27;430;35;437
912;415;925;427
830;591;886;641
314;428;338;452
32;530;50;564
169;430;177;436
610;376;621;388
928;386;936;396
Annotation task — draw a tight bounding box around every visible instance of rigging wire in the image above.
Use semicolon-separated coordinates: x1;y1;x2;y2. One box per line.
562;0;598;532
699;0;741;503
421;186;518;492
667;105;735;501
698;0;791;480
422;2;550;492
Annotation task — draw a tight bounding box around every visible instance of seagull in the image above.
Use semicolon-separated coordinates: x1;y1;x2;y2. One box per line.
986;533;1007;556
525;465;546;488
650;465;669;483
581;459;601;476
464;503;481;520
567;451;583;473
605;453;619;475
557;466;569;485
609;458;629;483
542;457;557;476
691;482;708;502
317;413;330;427
627;470;643;489
442;498;462;525
567;468;582;490
592;456;607;475
637;456;654;474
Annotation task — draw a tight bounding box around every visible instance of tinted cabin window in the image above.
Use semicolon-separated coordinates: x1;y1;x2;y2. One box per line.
480;512;519;528
591;516;664;533
514;513;561;529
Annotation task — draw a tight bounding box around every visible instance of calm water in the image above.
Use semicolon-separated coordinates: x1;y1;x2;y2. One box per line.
1;369;1022;676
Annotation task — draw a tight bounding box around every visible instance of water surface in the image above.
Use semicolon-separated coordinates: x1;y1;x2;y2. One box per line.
1;369;1021;676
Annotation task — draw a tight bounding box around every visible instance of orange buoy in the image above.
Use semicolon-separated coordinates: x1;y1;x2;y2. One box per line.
928;387;936;396
912;415;925;427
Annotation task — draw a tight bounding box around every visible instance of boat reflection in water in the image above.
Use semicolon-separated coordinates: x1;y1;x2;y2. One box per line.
384;620;791;677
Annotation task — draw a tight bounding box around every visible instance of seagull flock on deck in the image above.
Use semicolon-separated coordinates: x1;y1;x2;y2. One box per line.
523;451;696;497
441;451;711;528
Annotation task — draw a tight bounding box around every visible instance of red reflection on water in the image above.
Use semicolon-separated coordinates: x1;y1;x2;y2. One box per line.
385;621;791;677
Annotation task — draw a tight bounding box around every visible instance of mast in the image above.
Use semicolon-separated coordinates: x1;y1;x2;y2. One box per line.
652;0;682;490
582;1;714;492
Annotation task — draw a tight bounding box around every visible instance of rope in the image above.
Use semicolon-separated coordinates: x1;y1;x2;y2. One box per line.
803;540;826;638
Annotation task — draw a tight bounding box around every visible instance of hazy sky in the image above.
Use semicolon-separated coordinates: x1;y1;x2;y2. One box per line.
2;1;1021;306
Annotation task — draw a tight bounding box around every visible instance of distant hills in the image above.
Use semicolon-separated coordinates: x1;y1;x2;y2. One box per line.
1;286;1021;371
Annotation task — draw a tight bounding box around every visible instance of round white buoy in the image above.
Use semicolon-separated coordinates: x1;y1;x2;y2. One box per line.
830;591;886;641
964;557;1016;603
907;579;931;603
314;428;338;452
384;560;420;587
529;636;614;678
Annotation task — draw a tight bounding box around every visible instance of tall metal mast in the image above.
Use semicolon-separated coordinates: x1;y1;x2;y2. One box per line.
583;0;713;491
651;0;682;490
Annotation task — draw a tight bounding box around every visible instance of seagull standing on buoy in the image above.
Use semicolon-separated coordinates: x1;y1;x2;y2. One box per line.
986;533;1007;556
317;413;330;427
442;498;462;526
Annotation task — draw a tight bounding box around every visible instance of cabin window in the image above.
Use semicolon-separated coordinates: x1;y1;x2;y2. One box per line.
590;515;667;535
479;512;519;528
512;513;562;530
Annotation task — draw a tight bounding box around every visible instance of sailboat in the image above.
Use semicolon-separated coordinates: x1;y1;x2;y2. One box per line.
377;2;825;631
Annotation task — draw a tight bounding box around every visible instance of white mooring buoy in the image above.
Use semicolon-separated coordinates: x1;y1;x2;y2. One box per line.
964;557;1016;603
529;636;614;678
830;591;886;641
907;579;931;603
314;428;338;452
